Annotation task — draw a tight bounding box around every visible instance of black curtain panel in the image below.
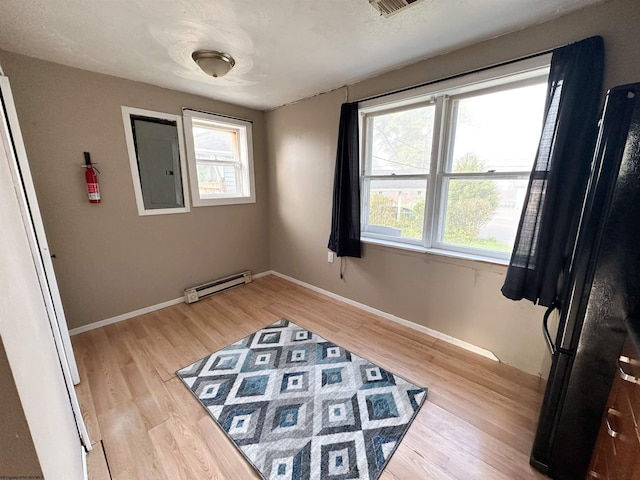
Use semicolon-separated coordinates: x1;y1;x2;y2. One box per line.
502;36;604;306
328;102;362;258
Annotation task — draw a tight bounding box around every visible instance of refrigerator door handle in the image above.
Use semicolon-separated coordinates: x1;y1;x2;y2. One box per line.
605;408;621;438
543;304;559;354
618;355;640;384
542;302;574;356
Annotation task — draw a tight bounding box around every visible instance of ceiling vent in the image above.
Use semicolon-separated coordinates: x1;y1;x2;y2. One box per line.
369;0;422;17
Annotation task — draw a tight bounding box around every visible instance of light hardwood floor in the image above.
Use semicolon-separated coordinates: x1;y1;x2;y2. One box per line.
73;274;548;479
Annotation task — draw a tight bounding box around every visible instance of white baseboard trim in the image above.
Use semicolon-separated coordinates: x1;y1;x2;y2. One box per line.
268;270;500;362
69;270;273;336
69;296;184;335
252;270;272;279
68;269;498;362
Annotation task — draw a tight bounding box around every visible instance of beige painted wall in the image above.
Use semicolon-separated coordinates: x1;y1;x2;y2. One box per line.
0;337;42;479
266;0;640;376
0;51;270;329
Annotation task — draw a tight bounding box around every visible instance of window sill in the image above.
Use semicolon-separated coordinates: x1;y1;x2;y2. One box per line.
192;195;256;207
360;237;510;266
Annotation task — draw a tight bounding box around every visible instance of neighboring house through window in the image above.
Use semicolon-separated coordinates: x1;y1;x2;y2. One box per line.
183;109;256;207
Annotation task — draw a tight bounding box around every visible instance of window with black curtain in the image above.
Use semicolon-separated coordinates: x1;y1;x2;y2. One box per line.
328;102;361;258
501;36;605;307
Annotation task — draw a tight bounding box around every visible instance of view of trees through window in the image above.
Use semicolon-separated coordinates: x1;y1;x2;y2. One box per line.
443;154;505;251
366;153;506;248
367;192;425;239
363;78;547;257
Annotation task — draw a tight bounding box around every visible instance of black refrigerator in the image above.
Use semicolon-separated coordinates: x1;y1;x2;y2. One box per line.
530;82;640;479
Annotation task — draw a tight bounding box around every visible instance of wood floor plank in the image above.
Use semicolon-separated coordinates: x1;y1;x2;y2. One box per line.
195;415;261;480
86;441;111;480
103;322;135;366
80;329;132;416
122;357;168;430
405;402;544;479
172;308;225;353
164;377;209;424
97;405;135;478
190;300;250;342
72;338;102;445
149;421;195;480
138;318;187;381
431;339;546;392
98;402;168;480
164;412;221;479
73;274;547;479
159;321;210;368
127;314;150;340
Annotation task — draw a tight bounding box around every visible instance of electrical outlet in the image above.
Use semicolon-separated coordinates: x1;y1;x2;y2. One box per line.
327;251;335;263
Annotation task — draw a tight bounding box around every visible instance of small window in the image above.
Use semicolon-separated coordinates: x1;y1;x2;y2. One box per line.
360;57;550;261
183;110;256;206
121;107;190;216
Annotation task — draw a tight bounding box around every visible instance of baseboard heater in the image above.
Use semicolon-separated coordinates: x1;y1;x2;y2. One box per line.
184;270;252;304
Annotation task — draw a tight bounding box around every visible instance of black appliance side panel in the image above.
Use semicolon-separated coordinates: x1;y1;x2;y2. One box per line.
547;85;640;480
530;350;573;474
530;83;638;476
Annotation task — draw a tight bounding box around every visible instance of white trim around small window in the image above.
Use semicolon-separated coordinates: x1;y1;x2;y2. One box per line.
121;106;191;216
183;109;256;207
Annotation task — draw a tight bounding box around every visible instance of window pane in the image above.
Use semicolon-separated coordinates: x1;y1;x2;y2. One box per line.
192;121;236;159
448;83;547;173
196;164;238;195
184;111;255;206
191;120;241;196
366;178;427;240
369;105;435;175
441;178;528;253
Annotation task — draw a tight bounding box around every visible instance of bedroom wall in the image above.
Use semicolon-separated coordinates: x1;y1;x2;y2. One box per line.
0;338;42;479
0;51;270;329
266;0;640;376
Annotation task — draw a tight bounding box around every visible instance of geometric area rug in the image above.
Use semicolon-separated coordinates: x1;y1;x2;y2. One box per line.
177;318;427;479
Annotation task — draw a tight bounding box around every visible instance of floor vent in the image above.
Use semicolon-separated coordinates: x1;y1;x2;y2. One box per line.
369;0;422;17
184;271;252;303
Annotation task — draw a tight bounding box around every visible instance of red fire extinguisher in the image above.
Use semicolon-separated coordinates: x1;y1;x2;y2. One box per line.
83;152;100;203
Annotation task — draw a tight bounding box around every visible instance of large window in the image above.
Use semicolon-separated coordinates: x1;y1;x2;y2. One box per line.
360;58;549;261
183;109;255;207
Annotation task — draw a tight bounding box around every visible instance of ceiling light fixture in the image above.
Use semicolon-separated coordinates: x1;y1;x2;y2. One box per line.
192;50;236;78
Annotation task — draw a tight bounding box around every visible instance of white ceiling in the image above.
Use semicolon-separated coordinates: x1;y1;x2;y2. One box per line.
0;0;603;111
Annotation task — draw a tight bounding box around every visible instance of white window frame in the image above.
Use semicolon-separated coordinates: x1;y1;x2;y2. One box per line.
359;55;551;263
121;106;191;216
183;109;256;207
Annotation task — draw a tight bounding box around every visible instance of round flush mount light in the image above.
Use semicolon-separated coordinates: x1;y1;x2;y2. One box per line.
192;50;236;78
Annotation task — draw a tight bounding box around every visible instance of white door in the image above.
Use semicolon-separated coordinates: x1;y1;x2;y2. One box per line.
0;75;91;450
0;76;80;384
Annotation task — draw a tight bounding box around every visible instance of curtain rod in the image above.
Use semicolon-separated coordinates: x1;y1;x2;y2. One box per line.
182;107;253;124
354;46;556;104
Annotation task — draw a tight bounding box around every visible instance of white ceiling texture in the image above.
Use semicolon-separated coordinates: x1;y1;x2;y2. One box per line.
0;0;604;110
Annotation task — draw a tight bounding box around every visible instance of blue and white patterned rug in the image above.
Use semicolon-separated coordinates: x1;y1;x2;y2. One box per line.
177;318;426;479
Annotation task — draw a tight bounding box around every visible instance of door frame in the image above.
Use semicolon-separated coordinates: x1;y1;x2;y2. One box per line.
0;75;91;450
